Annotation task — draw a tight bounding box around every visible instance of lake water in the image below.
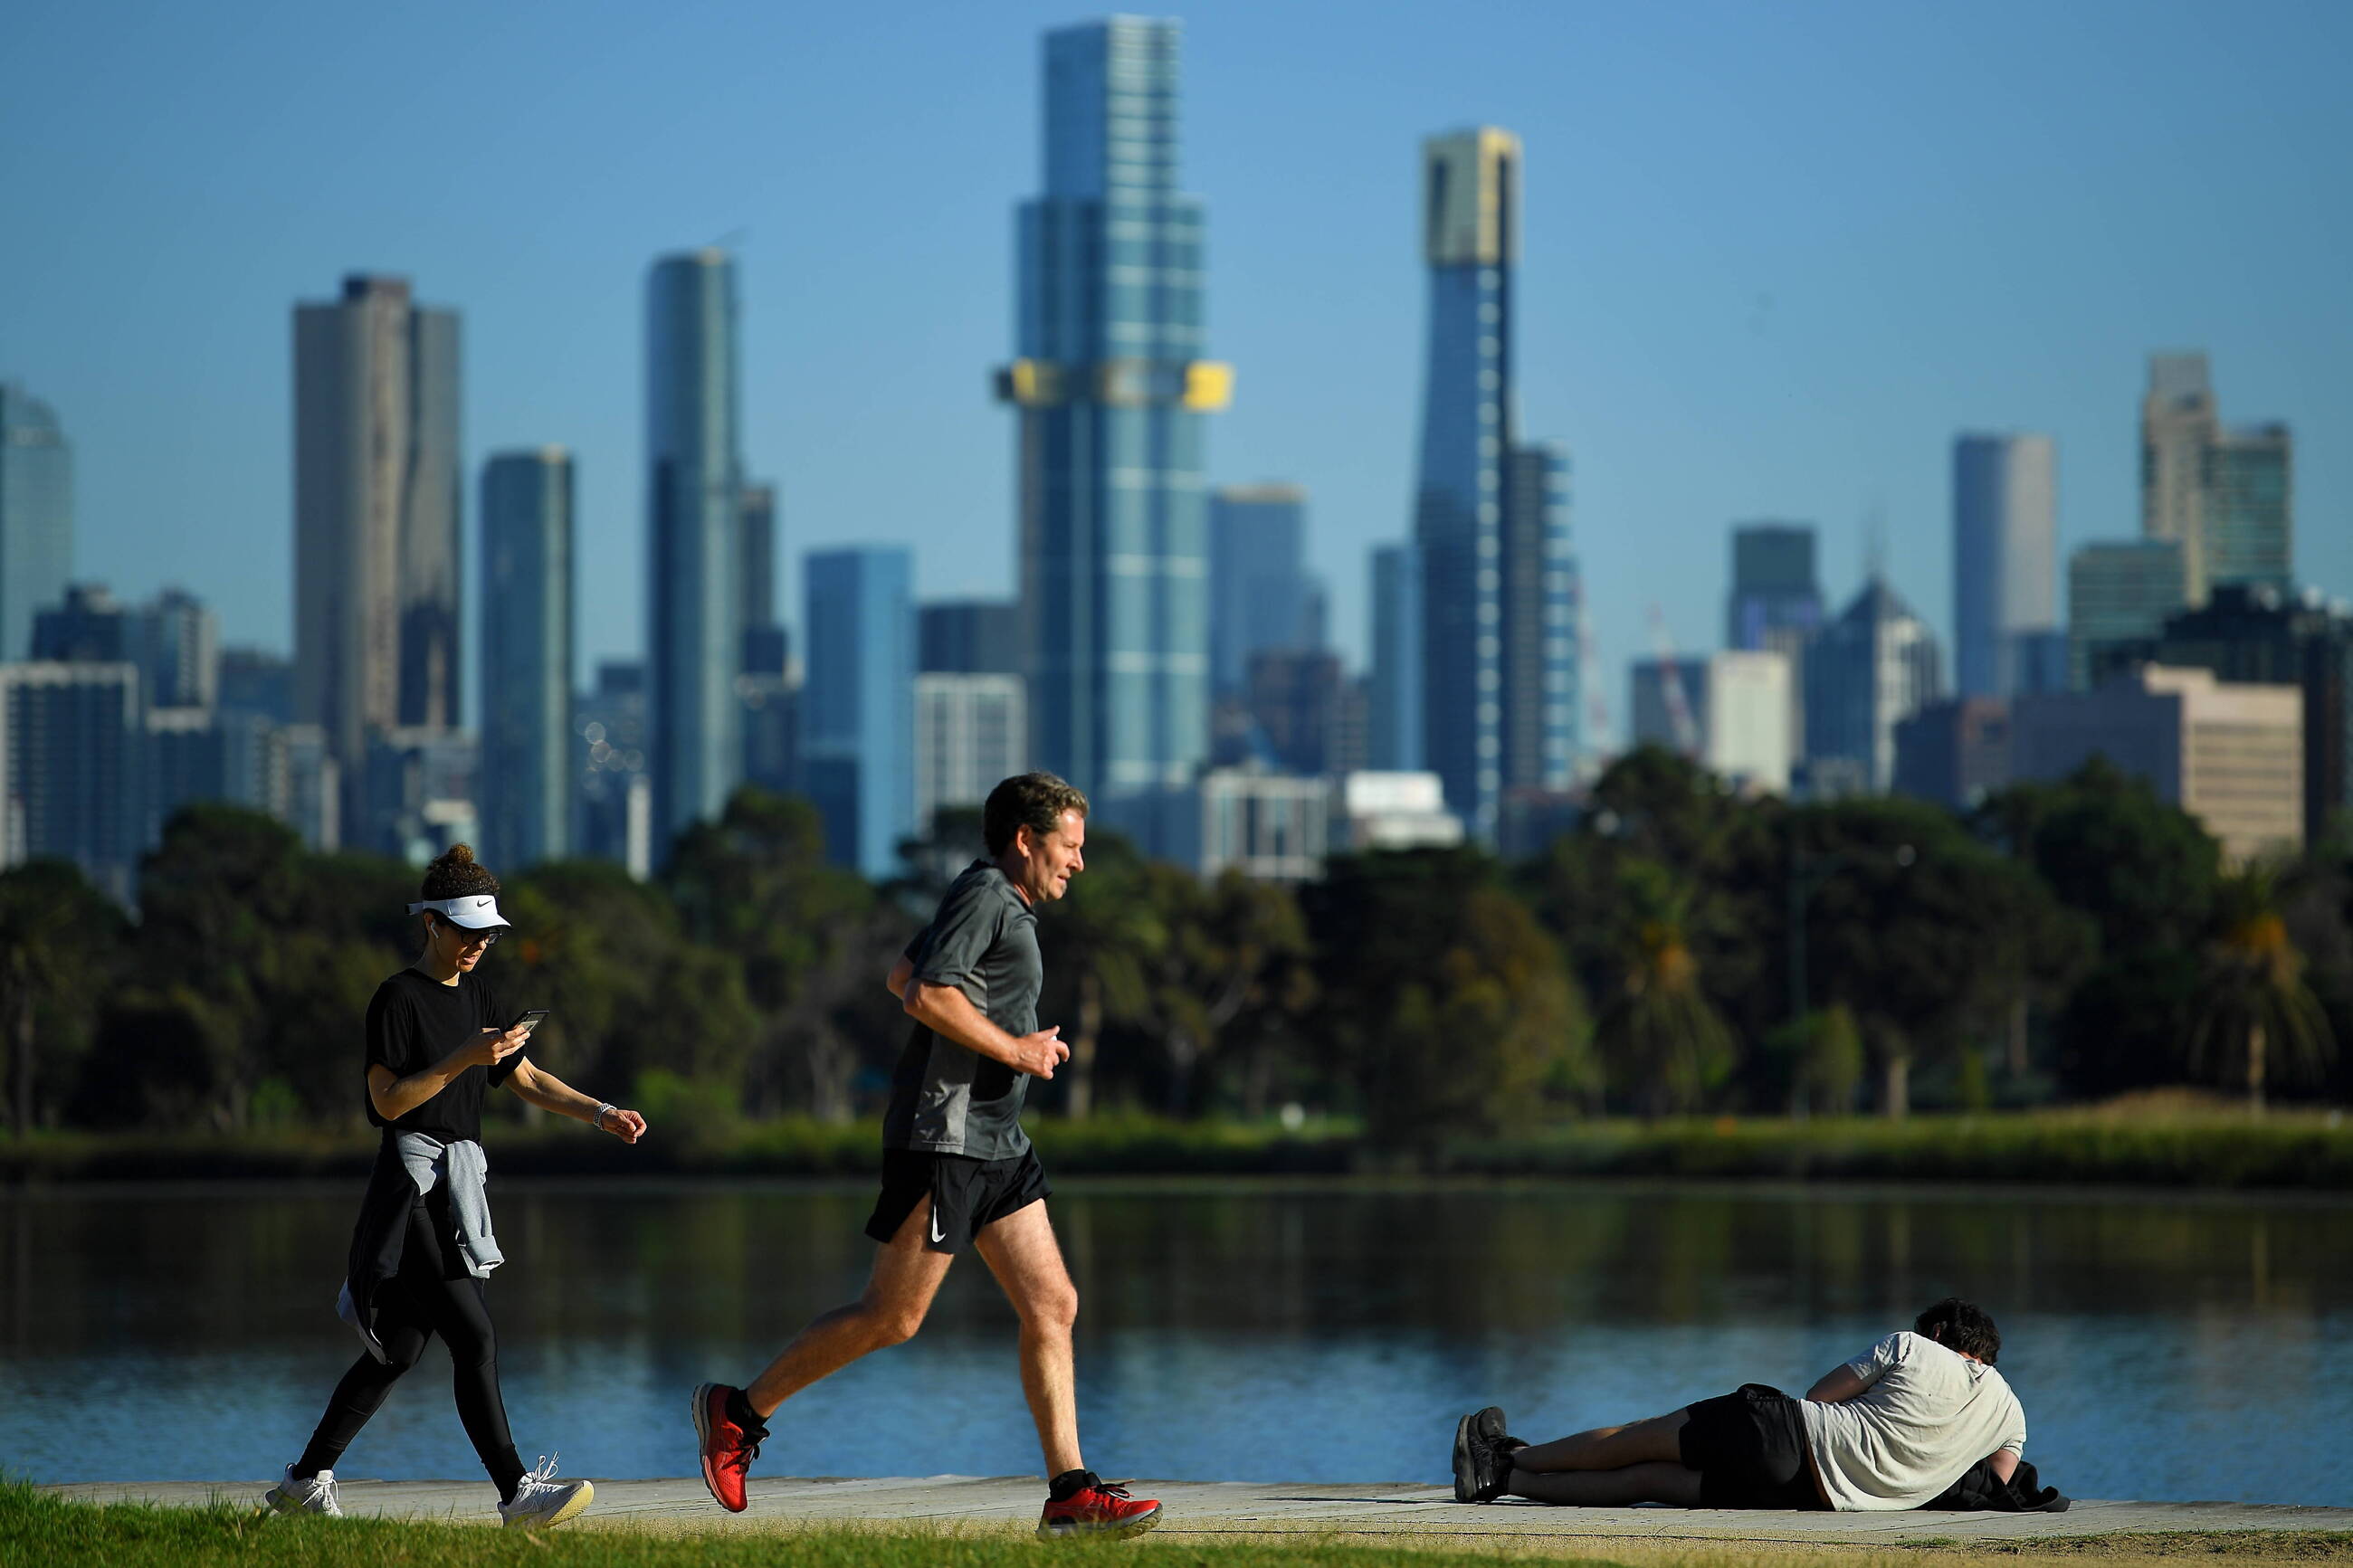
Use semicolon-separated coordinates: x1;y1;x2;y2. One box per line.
4;1177;2349;1506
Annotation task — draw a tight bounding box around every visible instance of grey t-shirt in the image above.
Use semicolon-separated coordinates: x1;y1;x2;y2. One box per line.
881;860;1042;1159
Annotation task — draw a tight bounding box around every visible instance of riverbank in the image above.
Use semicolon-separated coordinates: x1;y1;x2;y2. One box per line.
5;1102;2348;1190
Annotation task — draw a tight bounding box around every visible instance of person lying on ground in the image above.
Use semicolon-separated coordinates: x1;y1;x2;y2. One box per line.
1451;1297;2024;1512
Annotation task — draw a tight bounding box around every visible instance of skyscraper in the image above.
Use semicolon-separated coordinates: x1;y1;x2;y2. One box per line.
1367;543;1423;771
2142;352;2219;604
646;250;744;859
1804;577;1944;794
918;601;1023;675
1411;127;1579;836
1725;523;1822;651
1953;432;2058;698
1208;484;1317;695
739;481;786;674
480;448;575;869
0;662;143;903
915;672;1027;837
999;17;1230;851
2206;423;2292;593
292;274;462;831
0;383;72;663
2068;539;2185;689
803;546;914;879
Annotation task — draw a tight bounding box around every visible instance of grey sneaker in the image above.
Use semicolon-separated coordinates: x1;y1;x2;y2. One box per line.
262;1464;343;1516
499;1454;594;1529
1452;1406;1512;1503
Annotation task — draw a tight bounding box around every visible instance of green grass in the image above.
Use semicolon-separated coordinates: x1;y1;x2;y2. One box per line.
0;1482;1589;1568
5;1105;2349;1190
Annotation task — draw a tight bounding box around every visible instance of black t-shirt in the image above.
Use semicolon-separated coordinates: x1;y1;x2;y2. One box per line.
363;968;519;1143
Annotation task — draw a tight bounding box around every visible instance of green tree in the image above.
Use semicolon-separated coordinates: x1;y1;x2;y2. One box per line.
0;860;128;1132
2190;863;2338;1111
1033;832;1166;1119
1590;859;1738;1116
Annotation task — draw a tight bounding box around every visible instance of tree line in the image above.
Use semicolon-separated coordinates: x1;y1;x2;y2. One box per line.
3;748;2346;1142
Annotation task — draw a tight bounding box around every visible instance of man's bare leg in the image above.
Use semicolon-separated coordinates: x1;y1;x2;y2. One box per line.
1510;1462;1704;1506
973;1199;1082;1478
1510;1408;1691;1473
744;1199;957;1418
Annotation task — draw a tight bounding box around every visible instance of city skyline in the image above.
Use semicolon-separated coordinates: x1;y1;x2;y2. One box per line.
7;2;2348;745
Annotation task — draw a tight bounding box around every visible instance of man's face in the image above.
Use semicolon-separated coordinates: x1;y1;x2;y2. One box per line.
1013;810;1086;903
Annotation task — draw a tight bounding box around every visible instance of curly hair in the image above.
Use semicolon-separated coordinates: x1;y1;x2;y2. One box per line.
420;842;500;902
982;772;1089;856
1915;1297;2001;1364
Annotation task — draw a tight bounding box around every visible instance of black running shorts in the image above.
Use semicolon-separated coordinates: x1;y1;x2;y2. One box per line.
1679;1384;1829;1510
864;1148;1053;1254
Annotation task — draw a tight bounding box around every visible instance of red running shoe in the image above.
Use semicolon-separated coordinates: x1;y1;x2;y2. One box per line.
691;1382;764;1513
1037;1471;1162;1538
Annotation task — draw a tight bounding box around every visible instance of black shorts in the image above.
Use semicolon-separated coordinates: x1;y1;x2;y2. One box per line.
864;1147;1052;1254
1679;1384;1829;1510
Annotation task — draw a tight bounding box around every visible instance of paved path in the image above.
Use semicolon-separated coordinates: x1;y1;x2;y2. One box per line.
44;1477;2353;1544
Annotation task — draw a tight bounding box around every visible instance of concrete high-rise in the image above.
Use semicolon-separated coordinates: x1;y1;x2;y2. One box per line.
999;17;1230;852
2142;353;2219;604
646;250;744;859
1411;126;1579;837
480;448;574;869
1367;544;1423;771
0;383;72;663
803;546;914;879
1953;432;2058;698
915;672;1027;836
293;275;462;831
1208;485;1317;696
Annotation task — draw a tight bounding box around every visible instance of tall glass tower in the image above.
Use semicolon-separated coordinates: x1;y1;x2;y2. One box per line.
1952;432;2057;698
0;383;72;663
999;16;1231;851
803;546;914;879
646;250;743;861
480;448;574;869
1412;127;1577;836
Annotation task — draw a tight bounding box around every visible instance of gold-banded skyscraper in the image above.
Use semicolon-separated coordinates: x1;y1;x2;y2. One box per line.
1412;128;1578;838
999;17;1231;851
292;274;461;832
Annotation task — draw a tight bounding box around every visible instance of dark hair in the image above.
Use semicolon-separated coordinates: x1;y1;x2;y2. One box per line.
420;842;500;902
983;772;1089;856
1915;1297;2001;1364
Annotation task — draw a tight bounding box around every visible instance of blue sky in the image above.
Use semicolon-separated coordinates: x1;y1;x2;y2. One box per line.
5;0;2348;744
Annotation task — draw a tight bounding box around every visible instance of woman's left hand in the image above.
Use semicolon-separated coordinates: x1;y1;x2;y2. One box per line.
598;1107;648;1145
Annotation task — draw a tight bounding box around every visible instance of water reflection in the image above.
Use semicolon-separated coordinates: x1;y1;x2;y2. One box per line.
3;1179;2348;1505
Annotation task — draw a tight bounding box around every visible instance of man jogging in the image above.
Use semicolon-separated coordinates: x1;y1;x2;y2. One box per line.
1451;1297;2026;1512
692;772;1160;1539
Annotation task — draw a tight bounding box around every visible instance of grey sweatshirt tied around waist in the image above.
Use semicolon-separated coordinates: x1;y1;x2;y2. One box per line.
395;1130;503;1278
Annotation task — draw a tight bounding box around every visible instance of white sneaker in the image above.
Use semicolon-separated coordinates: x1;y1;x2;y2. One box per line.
262;1464;343;1516
499;1454;594;1529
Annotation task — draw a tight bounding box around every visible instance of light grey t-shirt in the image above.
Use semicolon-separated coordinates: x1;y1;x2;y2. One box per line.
1799;1331;2027;1511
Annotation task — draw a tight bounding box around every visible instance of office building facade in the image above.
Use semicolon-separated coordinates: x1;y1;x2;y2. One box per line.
480;448;575;869
1631;651;1793;794
915;672;1027;836
647;250;744;860
2139;353;2293;604
1208;484;1317;695
803;546;914;879
2069;539;2186;690
2206;424;2292;594
293;274;462;841
0;661;143;903
1726;522;1822;652
919;600;1023;675
1000;18;1229;851
0;385;72;664
1953;432;2057;698
1367;543;1423;771
1892;697;2014;812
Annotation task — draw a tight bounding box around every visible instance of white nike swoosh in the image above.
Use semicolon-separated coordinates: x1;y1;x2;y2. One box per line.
930;1212;945;1244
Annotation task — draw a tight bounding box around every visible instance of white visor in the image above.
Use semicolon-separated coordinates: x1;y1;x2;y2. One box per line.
407;894;510;930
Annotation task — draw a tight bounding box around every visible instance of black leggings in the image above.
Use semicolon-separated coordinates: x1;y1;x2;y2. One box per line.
297;1194;524;1497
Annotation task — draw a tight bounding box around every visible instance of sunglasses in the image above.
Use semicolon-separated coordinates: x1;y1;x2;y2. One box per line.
433;917;502;947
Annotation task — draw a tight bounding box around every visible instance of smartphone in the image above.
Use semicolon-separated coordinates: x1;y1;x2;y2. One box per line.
506;1008;549;1035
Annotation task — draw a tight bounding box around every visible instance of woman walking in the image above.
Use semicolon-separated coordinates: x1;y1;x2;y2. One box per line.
264;844;646;1527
